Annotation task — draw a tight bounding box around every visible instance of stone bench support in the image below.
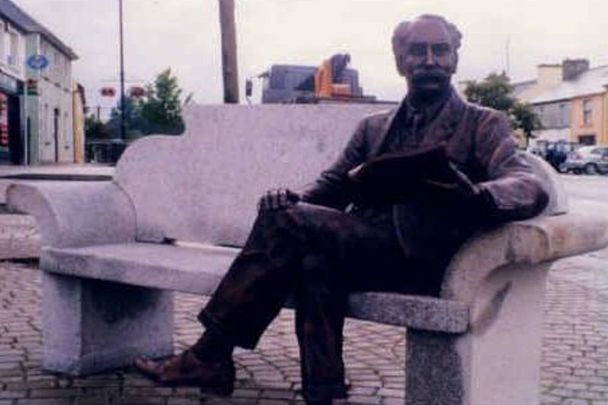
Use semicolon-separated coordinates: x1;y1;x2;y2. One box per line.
406;262;550;405
42;272;173;375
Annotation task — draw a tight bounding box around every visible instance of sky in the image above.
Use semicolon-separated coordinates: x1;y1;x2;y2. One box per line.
11;0;608;115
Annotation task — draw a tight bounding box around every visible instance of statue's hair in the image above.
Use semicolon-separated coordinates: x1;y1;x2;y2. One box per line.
391;14;462;52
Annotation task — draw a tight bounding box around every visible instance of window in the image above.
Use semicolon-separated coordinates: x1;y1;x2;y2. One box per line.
7;30;18;66
578;134;596;145
0;22;5;64
52;50;60;79
41;41;48;57
559;103;568;127
41;41;50;78
43;104;49;138
64;112;69;144
583;99;593;126
537;105;544;118
63;56;70;85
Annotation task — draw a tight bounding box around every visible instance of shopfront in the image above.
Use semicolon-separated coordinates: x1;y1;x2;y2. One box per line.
0;71;22;165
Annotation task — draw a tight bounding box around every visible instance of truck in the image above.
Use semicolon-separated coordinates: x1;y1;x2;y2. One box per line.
247;54;392;105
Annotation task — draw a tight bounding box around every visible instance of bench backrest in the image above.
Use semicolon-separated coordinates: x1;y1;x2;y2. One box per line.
115;104;391;245
114;104;567;247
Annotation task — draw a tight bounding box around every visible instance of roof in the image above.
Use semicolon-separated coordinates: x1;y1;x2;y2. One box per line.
511;79;536;99
529;65;608;105
0;0;78;60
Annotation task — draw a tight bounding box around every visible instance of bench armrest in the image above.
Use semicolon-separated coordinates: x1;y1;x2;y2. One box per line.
7;182;136;248
441;213;608;303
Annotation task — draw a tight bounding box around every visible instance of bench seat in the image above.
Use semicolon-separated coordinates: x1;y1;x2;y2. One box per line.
42;242;469;334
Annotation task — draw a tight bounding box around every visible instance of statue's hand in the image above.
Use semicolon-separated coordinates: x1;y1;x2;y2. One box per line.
258;188;301;212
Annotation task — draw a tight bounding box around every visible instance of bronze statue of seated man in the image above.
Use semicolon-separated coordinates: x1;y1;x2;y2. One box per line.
135;14;548;405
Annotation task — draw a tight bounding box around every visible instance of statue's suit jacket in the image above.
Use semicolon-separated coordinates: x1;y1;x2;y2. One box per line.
302;89;549;270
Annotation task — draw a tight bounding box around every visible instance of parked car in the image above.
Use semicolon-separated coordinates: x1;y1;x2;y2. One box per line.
562;145;608;175
527;140;580;172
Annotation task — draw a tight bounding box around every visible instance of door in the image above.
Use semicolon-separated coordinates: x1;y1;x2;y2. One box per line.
7;94;22;164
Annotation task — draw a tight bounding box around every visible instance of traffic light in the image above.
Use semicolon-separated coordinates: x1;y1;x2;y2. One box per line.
26;79;39;96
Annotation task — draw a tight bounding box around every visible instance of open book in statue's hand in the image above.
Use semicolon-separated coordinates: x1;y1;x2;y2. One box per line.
347;143;481;205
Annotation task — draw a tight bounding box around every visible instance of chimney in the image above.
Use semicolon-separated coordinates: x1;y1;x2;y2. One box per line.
537;64;562;87
562;58;589;81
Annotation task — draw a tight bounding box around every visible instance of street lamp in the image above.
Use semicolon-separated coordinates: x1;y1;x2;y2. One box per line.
119;0;126;140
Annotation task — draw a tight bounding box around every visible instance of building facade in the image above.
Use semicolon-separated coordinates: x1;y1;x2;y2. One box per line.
0;14;25;164
25;33;77;163
0;0;78;165
514;59;608;146
570;94;606;145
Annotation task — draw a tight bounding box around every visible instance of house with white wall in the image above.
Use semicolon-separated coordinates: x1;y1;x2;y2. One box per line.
0;0;78;165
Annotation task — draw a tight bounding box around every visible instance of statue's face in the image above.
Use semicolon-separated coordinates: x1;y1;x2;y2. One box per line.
394;18;458;99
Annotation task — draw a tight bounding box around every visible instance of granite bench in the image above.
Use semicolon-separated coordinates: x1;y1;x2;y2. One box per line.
8;104;608;405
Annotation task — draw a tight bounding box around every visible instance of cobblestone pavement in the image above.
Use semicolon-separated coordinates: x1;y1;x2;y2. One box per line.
0;250;607;404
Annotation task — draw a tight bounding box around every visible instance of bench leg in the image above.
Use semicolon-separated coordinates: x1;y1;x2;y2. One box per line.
405;262;550;405
41;272;174;375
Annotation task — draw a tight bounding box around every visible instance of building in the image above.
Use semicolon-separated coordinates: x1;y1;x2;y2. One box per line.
514;59;608;146
0;4;25;164
0;0;78;165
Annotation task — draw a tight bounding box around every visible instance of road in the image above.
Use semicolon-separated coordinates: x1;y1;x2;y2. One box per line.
560;174;608;220
561;173;608;205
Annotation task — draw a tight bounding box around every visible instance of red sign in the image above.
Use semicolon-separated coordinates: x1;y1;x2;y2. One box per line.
129;86;146;98
101;87;116;97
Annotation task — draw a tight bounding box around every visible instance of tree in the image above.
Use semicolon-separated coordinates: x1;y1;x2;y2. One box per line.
99;68;190;141
464;72;541;147
464;72;515;111
105;96;146;140
85;115;110;140
139;68;187;135
510;102;542;148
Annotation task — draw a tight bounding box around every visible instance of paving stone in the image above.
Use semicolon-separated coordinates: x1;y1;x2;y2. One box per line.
166;398;200;405
118;396;165;405
29;388;82;398
0;391;25;399
17;400;72;405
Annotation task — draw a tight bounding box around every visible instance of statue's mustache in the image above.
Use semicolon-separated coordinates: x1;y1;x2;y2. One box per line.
412;70;448;84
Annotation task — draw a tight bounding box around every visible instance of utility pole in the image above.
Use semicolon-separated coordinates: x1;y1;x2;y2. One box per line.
119;0;126;139
218;0;239;103
505;36;511;78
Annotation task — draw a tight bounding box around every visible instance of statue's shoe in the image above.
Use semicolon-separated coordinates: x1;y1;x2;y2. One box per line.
134;350;235;396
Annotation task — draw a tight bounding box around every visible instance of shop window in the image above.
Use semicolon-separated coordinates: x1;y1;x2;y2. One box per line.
0;95;7;148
